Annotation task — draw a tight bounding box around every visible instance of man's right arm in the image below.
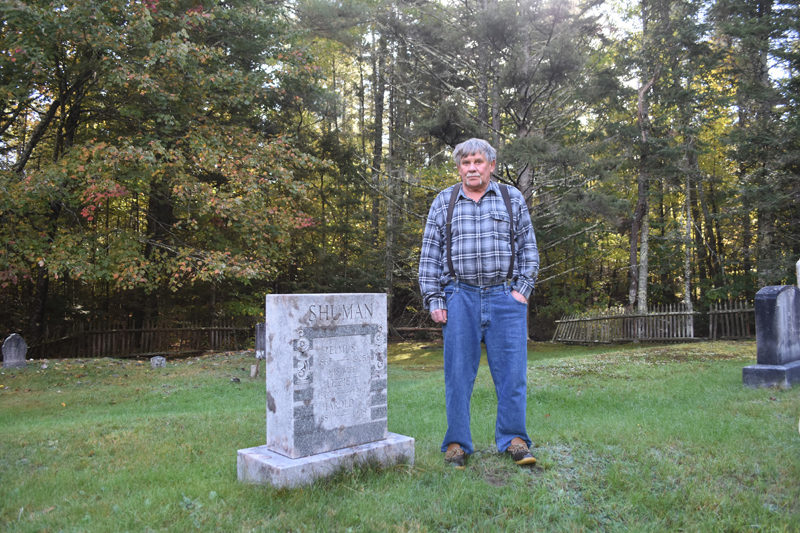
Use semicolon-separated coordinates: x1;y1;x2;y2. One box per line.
418;193;447;316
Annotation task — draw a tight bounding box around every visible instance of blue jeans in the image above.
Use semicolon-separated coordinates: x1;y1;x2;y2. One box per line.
441;281;531;455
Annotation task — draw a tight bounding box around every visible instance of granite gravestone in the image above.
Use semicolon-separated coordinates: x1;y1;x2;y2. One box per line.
743;285;800;388
150;356;166;369
255;323;265;360
2;333;28;369
252;322;265;377
237;293;414;487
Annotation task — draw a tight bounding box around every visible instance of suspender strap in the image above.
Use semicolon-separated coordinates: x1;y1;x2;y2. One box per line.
498;184;516;280
445;183;516;281
446;183;461;278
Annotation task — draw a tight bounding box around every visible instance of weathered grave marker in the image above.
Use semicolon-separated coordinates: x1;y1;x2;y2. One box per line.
255;322;265;360
237;293;414;488
743;285;800;388
150;356;166;369
796;257;799;288
251;322;266;377
2;333;28;369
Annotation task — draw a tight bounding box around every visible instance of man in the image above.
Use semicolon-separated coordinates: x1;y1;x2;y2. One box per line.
418;138;539;468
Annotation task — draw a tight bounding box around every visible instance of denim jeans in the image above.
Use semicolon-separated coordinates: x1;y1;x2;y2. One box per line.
441;281;531;455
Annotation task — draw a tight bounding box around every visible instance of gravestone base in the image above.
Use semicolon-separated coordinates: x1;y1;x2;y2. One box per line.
743;360;800;389
237;432;414;488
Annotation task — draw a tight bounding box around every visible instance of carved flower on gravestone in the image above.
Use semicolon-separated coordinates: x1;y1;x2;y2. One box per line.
291;329;313;385
372;349;385;374
374;325;386;345
294;337;310;354
295;359;312;384
293;328;310;354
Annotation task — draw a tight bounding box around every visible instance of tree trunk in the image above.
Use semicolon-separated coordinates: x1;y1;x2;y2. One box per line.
29;202;63;342
491;79;501;148
477;0;490;138
370;33;387;246
628;174;650;309
696;178;721;285
753;1;776;287
629;46;658;309
684;171;694;310
13;98;61;174
690;180;710;283
756;197;776;287
637;207;649;314
143;179;175;320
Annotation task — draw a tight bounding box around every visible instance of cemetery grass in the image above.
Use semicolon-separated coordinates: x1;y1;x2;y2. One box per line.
1;342;798;531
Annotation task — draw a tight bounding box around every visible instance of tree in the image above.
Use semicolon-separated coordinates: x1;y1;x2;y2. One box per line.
713;0;799;288
0;0;317;337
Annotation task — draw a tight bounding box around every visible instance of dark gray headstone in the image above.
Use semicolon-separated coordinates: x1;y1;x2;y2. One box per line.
754;285;800;365
255;323;265;360
743;285;800;388
2;333;28;369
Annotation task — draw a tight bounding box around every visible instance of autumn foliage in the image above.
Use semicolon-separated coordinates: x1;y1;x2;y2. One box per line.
1;0;317;335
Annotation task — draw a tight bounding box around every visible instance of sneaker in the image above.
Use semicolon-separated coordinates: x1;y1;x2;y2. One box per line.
444;444;466;468
507;442;537;466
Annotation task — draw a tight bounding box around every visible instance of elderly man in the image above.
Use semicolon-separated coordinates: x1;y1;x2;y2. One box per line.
418;138;539;467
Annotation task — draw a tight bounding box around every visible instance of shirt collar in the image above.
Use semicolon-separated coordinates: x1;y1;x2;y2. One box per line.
457;180;500;199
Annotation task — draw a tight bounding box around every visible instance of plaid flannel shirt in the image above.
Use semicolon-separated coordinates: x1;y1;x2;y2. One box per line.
418;181;539;311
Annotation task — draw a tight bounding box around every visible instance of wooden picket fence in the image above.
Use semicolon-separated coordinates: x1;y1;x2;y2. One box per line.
708;300;755;340
29;319;254;359
552;304;697;344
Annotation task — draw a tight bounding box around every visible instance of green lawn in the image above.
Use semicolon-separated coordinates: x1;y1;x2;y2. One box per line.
1;341;798;531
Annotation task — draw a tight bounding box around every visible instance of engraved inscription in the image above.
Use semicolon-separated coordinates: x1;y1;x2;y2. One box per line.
312;335;373;430
307;302;375;323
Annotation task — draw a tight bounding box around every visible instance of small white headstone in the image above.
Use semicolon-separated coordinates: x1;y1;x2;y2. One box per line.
2;333;28;369
150;356;166;368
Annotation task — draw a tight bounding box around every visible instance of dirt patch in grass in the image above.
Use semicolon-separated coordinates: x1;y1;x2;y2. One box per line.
467;444;568;488
468;448;520;487
634;344;750;363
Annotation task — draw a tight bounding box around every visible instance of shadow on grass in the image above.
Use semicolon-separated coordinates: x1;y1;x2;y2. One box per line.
387;340;678;370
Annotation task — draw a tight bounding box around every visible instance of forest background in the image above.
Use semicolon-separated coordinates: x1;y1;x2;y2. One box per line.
1;0;798;344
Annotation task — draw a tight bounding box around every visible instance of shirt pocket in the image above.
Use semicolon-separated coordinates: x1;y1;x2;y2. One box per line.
489;210;511;242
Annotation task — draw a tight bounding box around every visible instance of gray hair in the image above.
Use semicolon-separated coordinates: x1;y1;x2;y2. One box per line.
452;138;497;167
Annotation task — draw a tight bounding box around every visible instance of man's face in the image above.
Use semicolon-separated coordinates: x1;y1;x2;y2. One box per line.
458;151;495;194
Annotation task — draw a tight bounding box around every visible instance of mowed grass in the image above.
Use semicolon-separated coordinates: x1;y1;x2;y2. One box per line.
1;341;799;531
